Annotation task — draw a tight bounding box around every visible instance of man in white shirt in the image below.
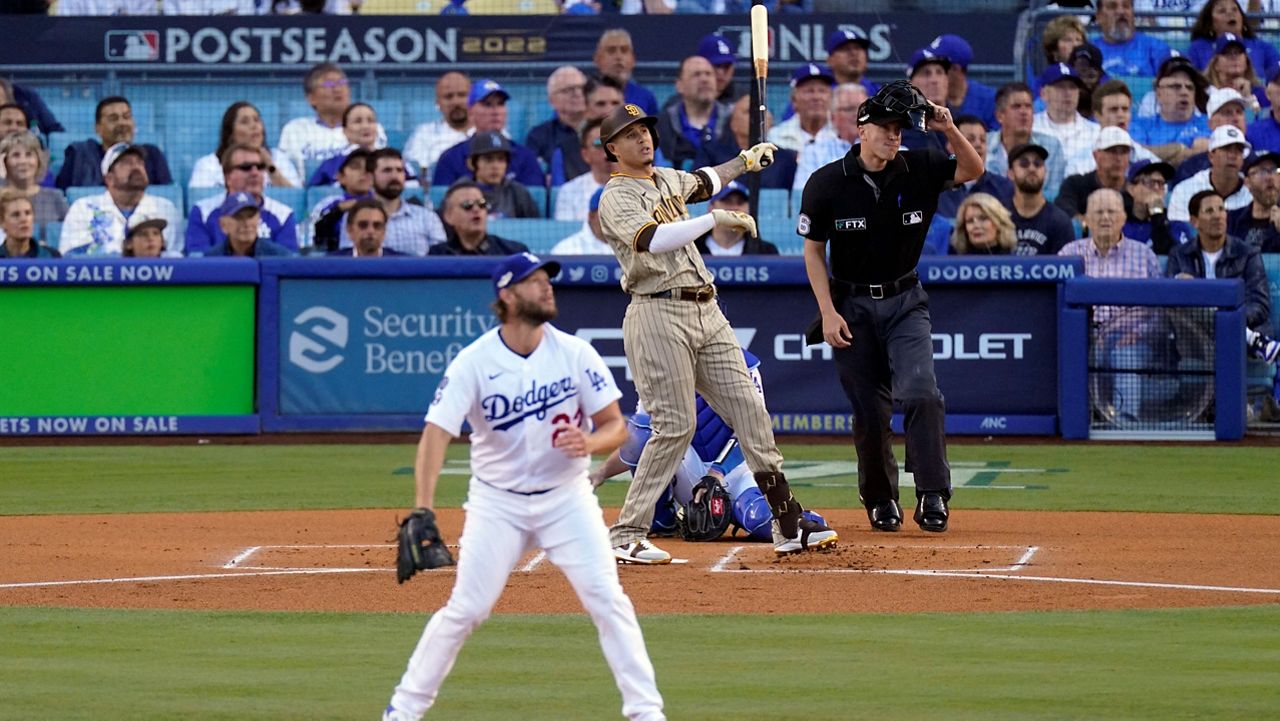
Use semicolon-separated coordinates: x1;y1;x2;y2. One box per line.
277;63;386;181
554;119;610;221
792;83;865;196
60;144;180;256
551;187;610;255
1168;125;1254;221
404;71;472;174
1034;63;1101;177
767;64;836;152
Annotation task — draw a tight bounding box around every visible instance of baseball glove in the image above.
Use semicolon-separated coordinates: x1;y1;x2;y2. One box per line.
396;507;455;583
676;476;733;542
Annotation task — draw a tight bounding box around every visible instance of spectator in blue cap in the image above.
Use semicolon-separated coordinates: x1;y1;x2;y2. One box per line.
1247;62;1280;151
1186;0;1280;76
433;78;545;189
1068;43;1110;119
205;192;294;258
1227;149;1280;252
826;29;877;95
1204;32;1268;114
1123;157;1183;253
1090;0;1172;78
697;33;741;104
551;186;610;255
899;48;952;153
467;130;540;219
767;63;836;151
929;34;998;131
1033;62;1101;177
695;181;778;256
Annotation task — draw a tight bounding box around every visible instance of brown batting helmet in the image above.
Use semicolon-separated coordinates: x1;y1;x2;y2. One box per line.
599;103;660;162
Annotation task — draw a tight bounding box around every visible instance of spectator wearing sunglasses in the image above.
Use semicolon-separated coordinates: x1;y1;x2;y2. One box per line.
328;199;405;257
429;180;528;256
185;143;299;255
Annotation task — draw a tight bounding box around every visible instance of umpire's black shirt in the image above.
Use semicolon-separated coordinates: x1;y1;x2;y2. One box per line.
798;143;956;284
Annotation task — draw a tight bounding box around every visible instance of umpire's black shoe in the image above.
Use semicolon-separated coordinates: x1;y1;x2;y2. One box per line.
866;500;902;532
914;493;949;533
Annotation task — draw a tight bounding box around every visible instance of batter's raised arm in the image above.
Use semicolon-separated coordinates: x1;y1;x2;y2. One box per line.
413;422;454;509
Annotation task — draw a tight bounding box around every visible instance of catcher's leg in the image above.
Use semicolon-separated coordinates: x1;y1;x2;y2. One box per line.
540;483;665;721
388;491;531;718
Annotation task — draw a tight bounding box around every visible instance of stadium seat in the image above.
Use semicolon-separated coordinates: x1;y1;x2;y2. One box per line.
41;221;61;248
369;99;405;135
428;185;447;209
527;186;548;218
759;187;790;218
487;218;580;254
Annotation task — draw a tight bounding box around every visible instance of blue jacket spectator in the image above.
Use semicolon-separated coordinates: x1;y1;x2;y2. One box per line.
1185;0;1280;74
187;192;298;255
930;34;999;131
526;66;591;184
593;29;658;116
432;79;544;189
1227;149;1280;252
55;96;172;190
656;57;733;172
1090;0;1172;77
202;193;296;258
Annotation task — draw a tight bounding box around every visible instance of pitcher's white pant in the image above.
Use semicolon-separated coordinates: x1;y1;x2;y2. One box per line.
388;478;665;721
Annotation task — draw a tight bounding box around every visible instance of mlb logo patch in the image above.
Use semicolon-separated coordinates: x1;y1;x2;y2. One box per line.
105;31;160;62
903;211;923;226
835;218;866;231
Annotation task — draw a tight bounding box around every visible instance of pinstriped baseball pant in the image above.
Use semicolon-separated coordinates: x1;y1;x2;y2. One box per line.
610;294;784;547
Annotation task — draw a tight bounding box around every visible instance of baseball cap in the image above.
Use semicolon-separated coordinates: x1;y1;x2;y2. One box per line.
1206;86;1247;117
218;191;261;217
492;252;561;297
907;47;951;77
1126;158;1175;184
929;34;973;70
1068;42;1104;72
1094;126;1134;151
468;79;510;108
698;33;735;67
1209;124;1251;152
1244;150;1280;173
712;179;748;203
1008;143;1049;163
100;142;146;177
1038;62;1086;90
790;63;836;88
125;211;167;238
1213;32;1247;56
588;186;604;213
468;130;511;158
826;28;869;55
1157;53;1200;82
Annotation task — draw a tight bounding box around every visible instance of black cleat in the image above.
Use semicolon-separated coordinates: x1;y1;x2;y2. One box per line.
914;493;949;533
867;500;903;532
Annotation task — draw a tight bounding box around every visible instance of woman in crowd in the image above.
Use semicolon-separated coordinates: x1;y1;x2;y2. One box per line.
189;101;300;189
951;193;1018;255
1204;33;1269;114
1032;15;1087;92
0;131;68;229
1187;0;1280;75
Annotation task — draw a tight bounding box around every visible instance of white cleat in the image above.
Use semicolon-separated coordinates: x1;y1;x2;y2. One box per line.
772;518;839;556
383;706;420;721
613;539;673;565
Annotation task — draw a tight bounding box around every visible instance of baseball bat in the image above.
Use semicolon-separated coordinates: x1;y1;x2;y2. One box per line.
750;4;772;168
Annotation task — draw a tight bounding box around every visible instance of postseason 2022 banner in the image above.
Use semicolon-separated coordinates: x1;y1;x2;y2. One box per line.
0;13;1018;70
264;257;1078;434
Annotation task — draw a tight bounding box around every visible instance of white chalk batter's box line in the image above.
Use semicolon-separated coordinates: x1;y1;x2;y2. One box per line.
4;542;1280;597
709;544;1042;575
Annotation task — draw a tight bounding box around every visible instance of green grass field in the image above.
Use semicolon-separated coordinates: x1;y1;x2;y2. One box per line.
3;442;1279;720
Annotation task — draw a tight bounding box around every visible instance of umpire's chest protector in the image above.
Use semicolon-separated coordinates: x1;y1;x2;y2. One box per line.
801;146;955;283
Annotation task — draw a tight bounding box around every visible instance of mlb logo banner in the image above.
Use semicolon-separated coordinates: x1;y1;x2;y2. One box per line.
903;210;923;226
105;31;160;62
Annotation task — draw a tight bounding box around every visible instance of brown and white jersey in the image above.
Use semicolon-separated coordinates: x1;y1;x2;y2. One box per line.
598;166;714;295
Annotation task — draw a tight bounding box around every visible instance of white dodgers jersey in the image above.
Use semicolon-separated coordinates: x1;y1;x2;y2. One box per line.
425;324;621;493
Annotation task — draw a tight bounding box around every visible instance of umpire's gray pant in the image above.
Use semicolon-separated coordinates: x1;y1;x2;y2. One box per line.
831;284;951;505
610;295;783;547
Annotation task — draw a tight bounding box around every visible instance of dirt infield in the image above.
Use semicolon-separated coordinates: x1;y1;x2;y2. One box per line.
2;508;1278;614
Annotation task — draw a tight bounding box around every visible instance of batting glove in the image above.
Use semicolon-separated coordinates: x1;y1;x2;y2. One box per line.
738;142;777;172
711;209;758;237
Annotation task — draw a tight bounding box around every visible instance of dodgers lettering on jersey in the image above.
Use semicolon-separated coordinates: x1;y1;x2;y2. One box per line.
426;325;621;493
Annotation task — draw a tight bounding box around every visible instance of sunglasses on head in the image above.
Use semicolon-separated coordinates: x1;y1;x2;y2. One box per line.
233;162;272;173
458;198;490;211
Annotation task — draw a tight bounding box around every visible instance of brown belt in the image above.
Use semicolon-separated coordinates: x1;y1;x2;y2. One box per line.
645;285;716;302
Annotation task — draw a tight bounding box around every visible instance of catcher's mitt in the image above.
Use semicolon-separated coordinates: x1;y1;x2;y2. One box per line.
676;475;733;542
396;507;455;583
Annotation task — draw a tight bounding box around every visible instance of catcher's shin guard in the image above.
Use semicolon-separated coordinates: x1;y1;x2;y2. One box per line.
754;471;801;539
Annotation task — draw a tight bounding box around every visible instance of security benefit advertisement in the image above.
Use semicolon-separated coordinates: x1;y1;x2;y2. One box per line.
278;278;496;415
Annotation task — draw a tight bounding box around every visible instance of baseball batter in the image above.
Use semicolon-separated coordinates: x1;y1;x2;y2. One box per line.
382;253;665;721
595;103;837;563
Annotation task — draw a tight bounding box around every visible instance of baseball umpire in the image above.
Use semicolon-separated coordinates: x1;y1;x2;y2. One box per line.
596;102;837;563
799;80;984;533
